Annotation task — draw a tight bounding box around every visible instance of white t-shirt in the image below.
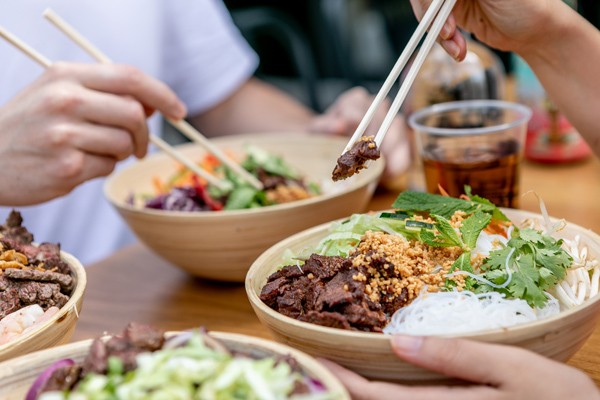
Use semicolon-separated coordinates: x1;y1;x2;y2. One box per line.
0;0;258;265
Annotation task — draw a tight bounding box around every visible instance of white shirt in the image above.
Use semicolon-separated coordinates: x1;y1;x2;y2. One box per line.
0;0;258;265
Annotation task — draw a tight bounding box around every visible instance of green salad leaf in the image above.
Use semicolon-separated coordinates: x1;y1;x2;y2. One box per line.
40;333;336;400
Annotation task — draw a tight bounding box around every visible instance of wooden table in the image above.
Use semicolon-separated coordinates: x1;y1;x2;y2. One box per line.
72;156;600;384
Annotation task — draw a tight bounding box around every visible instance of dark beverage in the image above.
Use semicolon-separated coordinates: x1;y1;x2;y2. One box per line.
422;149;521;208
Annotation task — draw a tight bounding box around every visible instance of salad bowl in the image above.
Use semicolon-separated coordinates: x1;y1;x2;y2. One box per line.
0;330;350;399
104;133;384;282
0;251;86;363
245;206;600;382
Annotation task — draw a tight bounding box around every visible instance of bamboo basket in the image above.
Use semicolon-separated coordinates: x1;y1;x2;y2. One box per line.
0;251;86;362
246;208;600;382
104;133;384;282
0;331;350;399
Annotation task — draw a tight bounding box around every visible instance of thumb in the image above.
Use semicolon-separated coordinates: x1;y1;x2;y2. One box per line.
390;335;521;385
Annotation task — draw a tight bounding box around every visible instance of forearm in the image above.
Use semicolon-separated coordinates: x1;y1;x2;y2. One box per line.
519;2;600;156
189;78;315;137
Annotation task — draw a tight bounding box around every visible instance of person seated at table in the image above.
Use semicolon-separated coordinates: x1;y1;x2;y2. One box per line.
0;0;410;265
322;0;600;398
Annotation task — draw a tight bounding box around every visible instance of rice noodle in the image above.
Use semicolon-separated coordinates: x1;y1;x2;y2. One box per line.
383;290;560;335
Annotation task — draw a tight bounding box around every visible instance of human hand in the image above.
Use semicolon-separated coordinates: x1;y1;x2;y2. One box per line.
0;62;186;206
409;0;565;60
322;335;600;400
308;87;411;183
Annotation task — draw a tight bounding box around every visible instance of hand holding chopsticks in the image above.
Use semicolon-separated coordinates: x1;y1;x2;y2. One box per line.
43;8;263;191
336;0;457;179
0;25;233;191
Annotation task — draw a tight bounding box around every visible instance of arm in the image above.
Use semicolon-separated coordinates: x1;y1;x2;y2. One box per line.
518;4;600;155
410;0;600;156
188;77;314;136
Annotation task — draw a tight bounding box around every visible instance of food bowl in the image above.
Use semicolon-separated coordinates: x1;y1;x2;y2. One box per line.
0;251;86;362
246;208;600;382
104;133;384;282
0;330;350;399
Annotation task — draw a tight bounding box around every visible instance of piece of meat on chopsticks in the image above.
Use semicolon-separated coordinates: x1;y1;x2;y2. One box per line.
331;135;380;181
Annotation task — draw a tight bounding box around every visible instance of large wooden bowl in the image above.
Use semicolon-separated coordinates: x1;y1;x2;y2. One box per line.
104;133;384;282
246;208;600;382
0;331;350;399
0;252;86;362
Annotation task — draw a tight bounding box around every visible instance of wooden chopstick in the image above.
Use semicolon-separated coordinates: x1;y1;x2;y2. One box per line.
341;0;448;154
43;8;264;191
339;0;456;156
373;0;457;147
0;25;228;191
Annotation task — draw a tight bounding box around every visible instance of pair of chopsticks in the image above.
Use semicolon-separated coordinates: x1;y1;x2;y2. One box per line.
0;9;263;192
341;0;457;154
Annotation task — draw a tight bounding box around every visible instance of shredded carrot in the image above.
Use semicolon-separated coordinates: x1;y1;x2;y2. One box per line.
438;184;450;197
484;220;512;238
152;177;165;195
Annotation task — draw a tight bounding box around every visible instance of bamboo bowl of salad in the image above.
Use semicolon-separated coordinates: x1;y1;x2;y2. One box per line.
246;192;600;383
104;133;384;282
0;251;86;363
0;327;350;399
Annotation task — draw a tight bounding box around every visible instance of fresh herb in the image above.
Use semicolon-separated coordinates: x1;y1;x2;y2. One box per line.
477;228;572;307
420;211;491;252
392;191;497;218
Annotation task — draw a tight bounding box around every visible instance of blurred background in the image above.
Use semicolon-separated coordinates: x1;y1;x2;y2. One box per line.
221;0;597;113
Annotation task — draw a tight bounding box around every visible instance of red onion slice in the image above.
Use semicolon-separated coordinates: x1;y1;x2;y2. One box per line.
26;358;75;400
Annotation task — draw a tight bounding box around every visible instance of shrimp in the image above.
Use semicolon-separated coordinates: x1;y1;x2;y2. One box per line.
0;304;49;346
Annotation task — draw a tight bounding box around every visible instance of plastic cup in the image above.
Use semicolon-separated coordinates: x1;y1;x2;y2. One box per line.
408;100;532;208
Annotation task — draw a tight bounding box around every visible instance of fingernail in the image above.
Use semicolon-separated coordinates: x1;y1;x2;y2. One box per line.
178;102;187;118
441;23;452;40
391;335;423;355
442;40;461;60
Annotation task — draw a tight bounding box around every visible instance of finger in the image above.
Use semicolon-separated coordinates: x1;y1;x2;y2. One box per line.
47;62;187;120
391;335;530;385
440;13;457;41
318;359;375;399
48;122;135;161
320;358;498;400
50;151;118;193
72;90;149;158
440;33;467;61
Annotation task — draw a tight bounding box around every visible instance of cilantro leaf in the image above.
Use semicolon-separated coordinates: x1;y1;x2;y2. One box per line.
477;229;572;307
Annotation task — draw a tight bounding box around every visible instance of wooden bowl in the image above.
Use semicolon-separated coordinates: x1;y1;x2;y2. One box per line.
104;133;384;282
246;208;600;382
0;252;86;362
0;331;350;399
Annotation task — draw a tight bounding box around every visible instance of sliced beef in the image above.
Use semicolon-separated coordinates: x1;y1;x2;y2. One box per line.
299;310;352;330
331;135;380;181
82;322;165;375
0;210;34;244
260;253;387;332
4;268;73;291
41;365;82;392
0;278;68;319
0;211;74;319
